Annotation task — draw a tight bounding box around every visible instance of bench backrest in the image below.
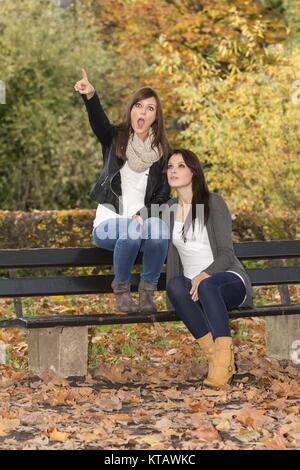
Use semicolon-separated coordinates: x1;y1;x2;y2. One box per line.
0;241;299;298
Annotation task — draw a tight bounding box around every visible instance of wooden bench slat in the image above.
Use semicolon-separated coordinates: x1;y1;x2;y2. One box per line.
247;267;300;285
0;240;299;268
0;304;299;329
0;273;165;297
233;240;300;259
0;267;299;298
0;247;136;268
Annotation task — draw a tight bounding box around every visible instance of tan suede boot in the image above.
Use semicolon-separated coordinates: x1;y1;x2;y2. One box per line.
203;336;236;388
196;332;215;381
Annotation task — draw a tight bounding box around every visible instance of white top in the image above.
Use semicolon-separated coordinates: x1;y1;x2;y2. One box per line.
172;220;214;280
172;220;247;306
93;162;149;228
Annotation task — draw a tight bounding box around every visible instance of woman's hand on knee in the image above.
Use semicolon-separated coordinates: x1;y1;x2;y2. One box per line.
132;214;144;225
190;272;211;302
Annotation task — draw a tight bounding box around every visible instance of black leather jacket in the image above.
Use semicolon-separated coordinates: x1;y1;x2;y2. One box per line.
82;92;171;219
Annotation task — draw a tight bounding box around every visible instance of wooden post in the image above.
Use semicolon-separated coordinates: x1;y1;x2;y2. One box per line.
28;326;88;377
265;260;299;361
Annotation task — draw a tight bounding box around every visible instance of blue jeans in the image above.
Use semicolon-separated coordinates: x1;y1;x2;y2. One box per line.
92;217;169;284
166;272;246;339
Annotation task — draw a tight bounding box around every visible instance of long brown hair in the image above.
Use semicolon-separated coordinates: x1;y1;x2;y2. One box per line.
168;148;210;240
114;87;171;166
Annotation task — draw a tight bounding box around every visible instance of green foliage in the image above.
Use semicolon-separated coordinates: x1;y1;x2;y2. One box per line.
166;50;300;216
283;0;300;46
1;208;297;252
90;0;299;235
0;0;299;244
0;0;116;210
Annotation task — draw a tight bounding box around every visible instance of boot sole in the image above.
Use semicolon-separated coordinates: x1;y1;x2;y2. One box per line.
203;363;238;388
203;374;236;389
114;309;139;315
139;308;158;313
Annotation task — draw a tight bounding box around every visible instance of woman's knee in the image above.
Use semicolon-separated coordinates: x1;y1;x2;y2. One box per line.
166;276;186;297
120;218;142;242
198;276;216;298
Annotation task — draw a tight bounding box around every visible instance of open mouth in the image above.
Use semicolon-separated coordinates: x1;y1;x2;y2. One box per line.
137;118;145;129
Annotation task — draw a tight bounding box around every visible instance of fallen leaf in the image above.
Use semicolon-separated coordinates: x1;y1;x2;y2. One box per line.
113;414;131;424
235;431;261;443
263;435;287;450
163;389;184;400
95;395;123;412
47;388;71;406
20;411;51;427
165;348;177;356
271;379;299;398
0;371;26;388
202;389;227;397
216;420;231;432
153;417;173;431
280;421;300;436
91;364;129;383
139;435;163;447
0;417;21;437
48;428;70;442
77;427;108;443
236;405;274;430
190;423;219;443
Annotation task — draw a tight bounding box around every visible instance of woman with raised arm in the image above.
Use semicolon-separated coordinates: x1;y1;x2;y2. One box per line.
74;69;171;314
164;149;255;388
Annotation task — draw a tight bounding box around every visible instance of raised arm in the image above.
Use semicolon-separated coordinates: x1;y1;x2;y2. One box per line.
74;68;114;146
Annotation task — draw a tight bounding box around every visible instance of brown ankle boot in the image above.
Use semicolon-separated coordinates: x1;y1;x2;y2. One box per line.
203;336;236;388
196;332;215;381
138;279;157;312
111;280;139;314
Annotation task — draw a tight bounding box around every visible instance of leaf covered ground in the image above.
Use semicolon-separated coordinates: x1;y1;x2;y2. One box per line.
0;289;299;450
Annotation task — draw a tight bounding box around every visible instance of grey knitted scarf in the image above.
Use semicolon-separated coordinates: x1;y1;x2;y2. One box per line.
126;128;161;172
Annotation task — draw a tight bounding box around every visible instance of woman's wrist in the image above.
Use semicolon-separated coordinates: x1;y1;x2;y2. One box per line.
86;88;95;100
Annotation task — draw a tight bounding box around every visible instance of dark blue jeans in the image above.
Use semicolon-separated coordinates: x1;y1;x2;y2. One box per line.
92;217;169;284
166;272;246;339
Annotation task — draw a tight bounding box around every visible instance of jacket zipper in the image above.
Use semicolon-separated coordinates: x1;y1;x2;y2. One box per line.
100;175;109;186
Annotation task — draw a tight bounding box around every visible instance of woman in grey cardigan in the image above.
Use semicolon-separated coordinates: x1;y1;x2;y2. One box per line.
164;149;255;388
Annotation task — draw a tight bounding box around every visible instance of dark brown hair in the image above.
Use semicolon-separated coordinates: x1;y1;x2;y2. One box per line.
167;148;210;240
114;87;171;166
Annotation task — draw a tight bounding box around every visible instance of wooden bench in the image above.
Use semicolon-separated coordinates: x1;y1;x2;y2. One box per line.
0;240;299;376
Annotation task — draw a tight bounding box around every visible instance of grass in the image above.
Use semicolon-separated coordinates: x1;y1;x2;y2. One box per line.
152;335;171;349
88;342;108;367
232;321;251;341
94;324;120;332
120;342;139;355
5;352;23;369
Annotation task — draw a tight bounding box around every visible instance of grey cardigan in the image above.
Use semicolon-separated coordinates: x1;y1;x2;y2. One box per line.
163;192;255;310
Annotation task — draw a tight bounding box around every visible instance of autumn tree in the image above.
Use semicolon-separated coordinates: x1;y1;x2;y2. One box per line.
90;0;299;232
